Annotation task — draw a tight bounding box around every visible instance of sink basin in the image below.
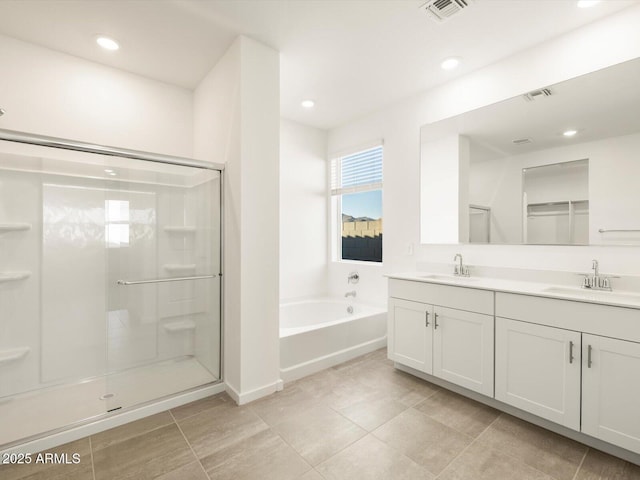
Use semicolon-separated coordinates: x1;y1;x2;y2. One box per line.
419;274;477;282
542;286;640;305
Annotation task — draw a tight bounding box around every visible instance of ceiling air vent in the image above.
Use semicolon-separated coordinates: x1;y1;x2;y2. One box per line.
522;88;552;102
512;138;534;145
421;0;473;22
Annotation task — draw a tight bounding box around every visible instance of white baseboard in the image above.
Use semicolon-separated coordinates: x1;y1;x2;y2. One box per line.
1;382;226;456
225;379;282;405
280;336;387;383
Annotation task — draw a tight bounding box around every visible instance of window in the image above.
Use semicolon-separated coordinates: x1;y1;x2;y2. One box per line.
330;144;383;263
105;200;130;248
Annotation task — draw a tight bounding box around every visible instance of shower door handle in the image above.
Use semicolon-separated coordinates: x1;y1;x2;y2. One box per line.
117;275;215;285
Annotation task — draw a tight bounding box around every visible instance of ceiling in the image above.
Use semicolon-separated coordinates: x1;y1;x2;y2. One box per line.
0;0;637;130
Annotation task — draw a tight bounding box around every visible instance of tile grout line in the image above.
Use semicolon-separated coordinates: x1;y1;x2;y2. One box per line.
468;413;580;480
434;411;503;479
170;393;230;424
256;398;362;475
434;436;478;480
89;436;96;480
169;409;212;480
571;448;589;480
268;427;316;476
240;403;318;477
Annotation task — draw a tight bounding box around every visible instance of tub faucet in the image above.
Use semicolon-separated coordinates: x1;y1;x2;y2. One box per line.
453;253;470;277
345;290;357;298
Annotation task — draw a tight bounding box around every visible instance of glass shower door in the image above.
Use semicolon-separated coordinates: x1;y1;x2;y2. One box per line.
0;146;221;448
105;159;221;412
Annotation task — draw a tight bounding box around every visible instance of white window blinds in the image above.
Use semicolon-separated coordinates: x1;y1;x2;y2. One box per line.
331;145;383;195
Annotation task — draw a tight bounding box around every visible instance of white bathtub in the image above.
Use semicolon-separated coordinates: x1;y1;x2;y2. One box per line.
279;298;387;382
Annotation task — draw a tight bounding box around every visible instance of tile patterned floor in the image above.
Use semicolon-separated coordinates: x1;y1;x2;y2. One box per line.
2;348;640;480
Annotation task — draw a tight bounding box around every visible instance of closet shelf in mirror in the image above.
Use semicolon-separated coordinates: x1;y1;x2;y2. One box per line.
0;223;31;233
163;264;196;274
163;320;196;333
527;200;589;218
0;272;31;283
164;226;196;233
0;347;30;365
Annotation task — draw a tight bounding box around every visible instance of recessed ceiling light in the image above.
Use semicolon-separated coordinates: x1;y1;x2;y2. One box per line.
301;100;315;108
563;129;578;137
577;0;600;8
108;172;117;176
96;36;119;51
104;169;114;173
441;57;461;70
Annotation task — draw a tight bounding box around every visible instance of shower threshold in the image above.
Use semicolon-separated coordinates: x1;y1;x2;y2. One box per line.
0;356;218;448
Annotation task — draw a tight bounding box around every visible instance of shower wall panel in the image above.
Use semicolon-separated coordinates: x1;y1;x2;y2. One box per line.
41;183;107;383
0;170;41;397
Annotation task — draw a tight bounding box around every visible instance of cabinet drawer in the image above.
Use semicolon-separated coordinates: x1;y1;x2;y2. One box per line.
389;279;493;315
496;292;640;342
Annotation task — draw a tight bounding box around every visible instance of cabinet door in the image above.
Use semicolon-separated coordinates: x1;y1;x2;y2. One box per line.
433;306;494;396
582;334;640;453
495;317;581;430
388;297;432;374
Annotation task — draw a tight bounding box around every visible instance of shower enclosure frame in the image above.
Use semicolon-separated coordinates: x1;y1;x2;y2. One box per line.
0;128;226;454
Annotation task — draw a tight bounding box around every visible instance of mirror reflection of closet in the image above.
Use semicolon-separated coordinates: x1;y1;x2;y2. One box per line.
469;205;490;243
522;159;589;245
420;57;640;246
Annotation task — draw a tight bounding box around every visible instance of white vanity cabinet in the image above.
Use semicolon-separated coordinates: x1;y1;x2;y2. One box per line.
388;297;433;373
582;334;640;453
495;317;581;430
388;279;494;396
496;292;640;453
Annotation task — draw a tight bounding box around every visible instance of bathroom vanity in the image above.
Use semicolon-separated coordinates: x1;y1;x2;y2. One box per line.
387;273;640;462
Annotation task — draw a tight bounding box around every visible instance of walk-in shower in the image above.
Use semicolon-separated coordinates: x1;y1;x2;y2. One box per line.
0;130;223;449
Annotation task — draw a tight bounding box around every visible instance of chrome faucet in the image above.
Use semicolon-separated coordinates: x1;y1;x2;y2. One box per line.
453;253;470;277
581;259;616;291
345;290;357;298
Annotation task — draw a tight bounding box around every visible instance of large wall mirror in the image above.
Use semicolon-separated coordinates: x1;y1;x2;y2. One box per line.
420;57;640;246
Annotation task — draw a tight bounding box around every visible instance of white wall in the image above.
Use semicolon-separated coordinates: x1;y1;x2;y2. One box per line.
194;36;280;404
194;39;242;391
280;119;328;301
327;5;640;302
421;135;462;244
0;34;193;157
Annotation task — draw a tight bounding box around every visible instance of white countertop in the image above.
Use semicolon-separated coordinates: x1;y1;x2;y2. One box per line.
386;272;640;310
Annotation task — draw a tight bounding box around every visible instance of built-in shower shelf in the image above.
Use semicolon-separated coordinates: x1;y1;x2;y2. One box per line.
0;223;31;234
0;347;30;365
164;226;197;233
163;320;196;333
0;271;31;283
163;264;196;274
